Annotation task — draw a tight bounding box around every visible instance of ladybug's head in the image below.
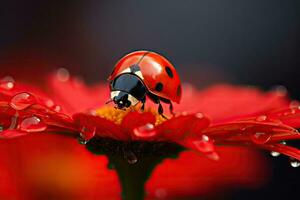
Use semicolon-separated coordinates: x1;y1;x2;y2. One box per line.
110;90;139;109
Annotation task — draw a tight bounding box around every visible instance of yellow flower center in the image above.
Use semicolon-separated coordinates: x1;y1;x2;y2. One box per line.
96;106;167;125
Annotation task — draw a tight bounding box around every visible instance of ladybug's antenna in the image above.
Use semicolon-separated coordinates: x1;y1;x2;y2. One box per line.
105;99;114;104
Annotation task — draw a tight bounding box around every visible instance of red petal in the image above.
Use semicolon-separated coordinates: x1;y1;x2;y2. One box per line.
174;84;290;123
203;120;300;144
147;147;269;199
266;106;300;128
120;111;156;140
258;143;300;161
73;113;128;140
156;113;210;141
47;74;109;115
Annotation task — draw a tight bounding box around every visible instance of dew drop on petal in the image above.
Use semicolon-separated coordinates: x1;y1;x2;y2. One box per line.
281;141;287;145
0;76;15;90
272;85;287;97
54;105;61;112
133;123;156;138
45;99;54;108
193;135;214;153
206;151;220;161
20;116;47;133
56;68;70;82
78;126;96;144
250;132;271;144
10;92;36;110
181;111;188;116
256;115;267;122
270;151;280;157
290;158;300;168
124;150;138;164
195;112;204;119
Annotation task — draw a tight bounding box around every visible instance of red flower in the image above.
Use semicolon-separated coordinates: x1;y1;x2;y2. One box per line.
1;69;300;199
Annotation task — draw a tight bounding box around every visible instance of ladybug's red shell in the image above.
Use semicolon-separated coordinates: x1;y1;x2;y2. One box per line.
108;51;182;103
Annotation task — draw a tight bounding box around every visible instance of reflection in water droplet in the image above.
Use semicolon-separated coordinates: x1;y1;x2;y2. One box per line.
256;115;267;122
78;126;96;144
0;76;14;90
281;141;287;145
57;68;70;82
20;116;47;133
290;159;300;168
133;123;156;138
250;132;271;144
270;151;280;157
0;125;3;132
124;150;138;164
10;92;36;110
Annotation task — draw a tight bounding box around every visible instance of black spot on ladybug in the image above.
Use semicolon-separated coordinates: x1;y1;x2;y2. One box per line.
130;65;140;73
177;85;181;96
165;66;173;78
155;82;164;92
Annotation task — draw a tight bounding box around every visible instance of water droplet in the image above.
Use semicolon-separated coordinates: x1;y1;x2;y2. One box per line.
273;85;287;97
56;68;70;82
155;188;167;199
281;141;287;145
193;135;214;153
45;100;54;108
206;151;220;161
54;105;61;112
0;76;14;90
240;127;247;131
250;132;271;144
270;151;280;157
256;115;267;122
181;111;188;116
124;150;138;164
0;125;3;132
10;92;36;110
202;134;209;142
290;159;300;168
20;116;47;133
133;123;156;138
195;112;204;119
78;126;96;144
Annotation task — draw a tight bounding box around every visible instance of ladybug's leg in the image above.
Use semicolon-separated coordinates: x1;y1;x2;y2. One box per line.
140;96;146;111
169;101;175;116
158;101;167;119
147;93;168;119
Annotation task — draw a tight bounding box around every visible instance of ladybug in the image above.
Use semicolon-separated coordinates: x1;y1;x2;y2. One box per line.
107;50;182;117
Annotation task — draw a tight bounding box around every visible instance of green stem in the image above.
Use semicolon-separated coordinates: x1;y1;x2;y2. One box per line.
108;154;164;200
85;138;183;200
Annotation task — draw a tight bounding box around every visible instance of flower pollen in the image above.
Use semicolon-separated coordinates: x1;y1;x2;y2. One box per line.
95;106;166;125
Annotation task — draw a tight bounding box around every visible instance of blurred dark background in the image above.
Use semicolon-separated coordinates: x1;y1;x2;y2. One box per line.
0;0;300;199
